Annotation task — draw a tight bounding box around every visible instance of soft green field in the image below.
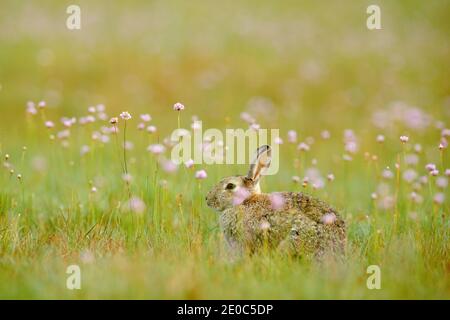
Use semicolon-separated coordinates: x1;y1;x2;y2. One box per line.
0;1;449;299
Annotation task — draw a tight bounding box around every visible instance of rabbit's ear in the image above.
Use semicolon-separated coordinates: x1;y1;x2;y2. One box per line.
246;145;272;183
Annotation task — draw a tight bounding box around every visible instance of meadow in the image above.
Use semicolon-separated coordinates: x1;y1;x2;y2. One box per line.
0;1;449;299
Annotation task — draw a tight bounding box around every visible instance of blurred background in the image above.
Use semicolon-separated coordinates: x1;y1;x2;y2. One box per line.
0;0;449;299
0;0;448;128
1;0;449;208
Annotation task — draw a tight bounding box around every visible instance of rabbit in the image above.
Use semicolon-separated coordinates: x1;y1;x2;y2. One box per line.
206;145;346;258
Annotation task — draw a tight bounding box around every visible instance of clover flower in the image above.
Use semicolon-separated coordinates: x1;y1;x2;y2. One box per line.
45;121;54;128
376;134;385;143
173;102;185;111
321;213;336;225
233;187;250;206
147;144;165;155
195;169;207;179
269;193;285;210
146;125;157;133
140;114;151;122
119;111;131;120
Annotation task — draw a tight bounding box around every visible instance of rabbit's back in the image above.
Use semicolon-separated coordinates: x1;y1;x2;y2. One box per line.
220;192;346;256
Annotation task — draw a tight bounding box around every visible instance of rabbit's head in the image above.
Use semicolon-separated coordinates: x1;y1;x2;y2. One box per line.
206;145;272;212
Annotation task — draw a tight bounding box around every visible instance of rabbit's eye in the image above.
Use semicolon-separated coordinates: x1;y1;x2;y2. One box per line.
225;183;236;190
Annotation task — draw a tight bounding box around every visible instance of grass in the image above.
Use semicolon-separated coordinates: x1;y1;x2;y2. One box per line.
0;0;449;299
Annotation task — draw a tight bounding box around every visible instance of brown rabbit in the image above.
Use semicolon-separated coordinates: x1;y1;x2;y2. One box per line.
206;145;346;258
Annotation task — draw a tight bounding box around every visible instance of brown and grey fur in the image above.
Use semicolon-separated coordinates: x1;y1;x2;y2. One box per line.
206;145;346;258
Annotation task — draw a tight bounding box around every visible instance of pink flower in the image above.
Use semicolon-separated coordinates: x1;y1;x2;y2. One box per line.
425;163;436;172
173;102;185;111
414;144;422;153
140;114;151;122
127;196;146;214
61;117;76;127
436;177;448;189
240;112;255;124
297;142;310;152
119;111;131;120
274;137;283;145
269;193;285;210
400;135;409;143
376;134;385;143
404;154;419;166
260;221;271;231
137;123;145;130
409;192;423;204
195;169;207;179
123;141;134;150
122;173;133;182
96;104;105;112
321;130;331;140
445;169;450;177
345;141;358;154
109;117;118;124
184;159;194;168
147;144;165;155
419;176;428;185
402;169;417;183
38;101;46;109
430;169;439;176
161;160;178;173
85;115;95;123
433;193;445;205
80;145;90;156
57;129;70;139
441;128;450;137
233;188;250;206
45;121;54;128
287;130;297;143
26;101;37;115
109;126;119;134
382;169;393;179
146;125;157;133
321;213;337;225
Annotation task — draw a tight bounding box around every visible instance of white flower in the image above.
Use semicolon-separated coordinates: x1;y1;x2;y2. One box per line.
260;221;271;231
297;142;310;152
173;102;185;111
376;134;385;143
119;111;131;120
400;135;409;143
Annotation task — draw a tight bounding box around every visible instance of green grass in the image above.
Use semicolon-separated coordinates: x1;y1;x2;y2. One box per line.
0;0;449;299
